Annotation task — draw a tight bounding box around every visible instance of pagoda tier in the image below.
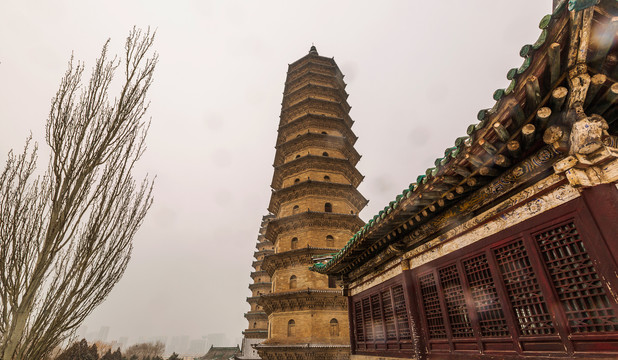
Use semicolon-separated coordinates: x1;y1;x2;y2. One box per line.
265;212;364;248
280;98;352;127
275;114;357;146
274;132;360;166
261;247;340;277
283;83;349;109
270;155;364;189
250;270;268;281
268;181;368;215
259;289;346;315
249;282;271;292
256;46;364;360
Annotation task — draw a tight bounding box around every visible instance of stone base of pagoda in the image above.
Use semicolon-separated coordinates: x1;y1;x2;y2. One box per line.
255;344;350;360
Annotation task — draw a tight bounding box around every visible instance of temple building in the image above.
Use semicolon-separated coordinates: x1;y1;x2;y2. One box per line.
236;215;274;360
254;46;368;360
311;0;618;359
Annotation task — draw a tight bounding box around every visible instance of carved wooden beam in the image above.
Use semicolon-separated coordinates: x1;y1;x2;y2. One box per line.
548;42;561;84
522;124;537;148
594;83;618;115
479;138;498;155
453;166;472;177
585;74;607;107
465;153;485;168
526;76;542;109
507;140;522;158
536;107;552;130
494;154;511;168
567;73;591;108
551;87;568;112
493;122;510;142
439;175;462;185
479;166;499;177
511;104;526;127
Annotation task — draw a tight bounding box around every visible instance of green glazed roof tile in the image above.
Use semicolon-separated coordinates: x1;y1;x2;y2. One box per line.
444;147;458;159
519;44;533;58
505;79;517;95
539;14;552;29
568;0;599;11
477;109;490;121
506;68;518;80
493;88;505;101
455;136;468;147
517;57;532;74
533;29;548;50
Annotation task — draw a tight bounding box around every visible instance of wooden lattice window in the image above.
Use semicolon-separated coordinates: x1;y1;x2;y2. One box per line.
362;297;373;342
354;301;365;342
493;239;555;336
419;272;447;339
463;254;509;337
439;264;474;338
535;221;618;333
392;285;412;340
382;289;397;340
371;294;385;341
414;198;618;357
351;279;413;354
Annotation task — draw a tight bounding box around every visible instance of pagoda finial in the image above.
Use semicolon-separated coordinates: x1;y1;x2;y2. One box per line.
309;44;318;55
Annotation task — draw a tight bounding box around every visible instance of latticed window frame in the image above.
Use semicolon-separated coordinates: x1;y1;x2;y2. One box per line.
350;273;415;356
413;198;618;357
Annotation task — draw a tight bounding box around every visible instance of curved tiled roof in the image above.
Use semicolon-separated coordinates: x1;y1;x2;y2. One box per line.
311;1;572;274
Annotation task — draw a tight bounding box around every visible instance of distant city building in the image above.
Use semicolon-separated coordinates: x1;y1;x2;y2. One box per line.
206;333;228;347
96;326;110;342
187;338;207;356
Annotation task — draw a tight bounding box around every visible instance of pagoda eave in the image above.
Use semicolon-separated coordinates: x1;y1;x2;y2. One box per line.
258;289;347;315
250;270;268;279
249;282;271;290
262;246;341;276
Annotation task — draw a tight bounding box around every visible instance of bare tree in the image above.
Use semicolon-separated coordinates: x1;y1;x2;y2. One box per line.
0;27;158;360
123;341;165;359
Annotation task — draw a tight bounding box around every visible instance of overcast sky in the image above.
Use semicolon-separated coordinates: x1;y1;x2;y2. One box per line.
0;0;552;347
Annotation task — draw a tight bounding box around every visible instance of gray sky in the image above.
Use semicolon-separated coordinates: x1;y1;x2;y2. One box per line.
1;0;552;347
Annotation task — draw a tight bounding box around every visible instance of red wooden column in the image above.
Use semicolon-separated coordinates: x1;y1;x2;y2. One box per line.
581;183;618;263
